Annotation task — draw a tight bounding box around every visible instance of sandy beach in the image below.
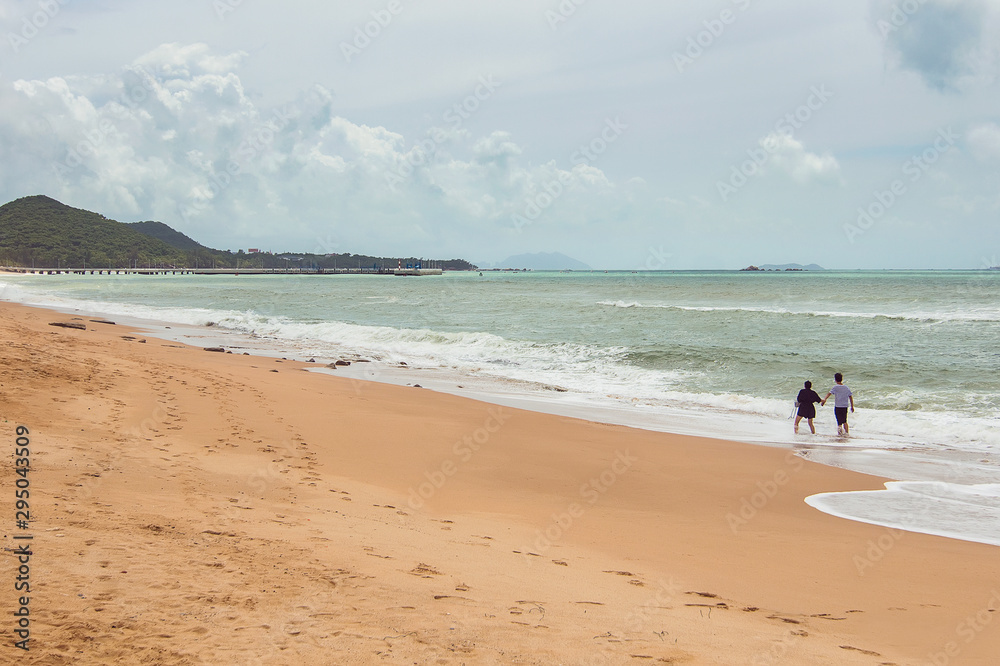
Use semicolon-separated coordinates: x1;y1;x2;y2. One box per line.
1;299;997;665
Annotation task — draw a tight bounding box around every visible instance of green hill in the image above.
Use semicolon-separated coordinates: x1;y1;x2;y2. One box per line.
0;195;188;268
0;195;477;271
128;220;206;251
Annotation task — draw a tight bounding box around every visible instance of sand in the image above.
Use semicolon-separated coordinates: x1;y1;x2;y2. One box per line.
1;299;998;665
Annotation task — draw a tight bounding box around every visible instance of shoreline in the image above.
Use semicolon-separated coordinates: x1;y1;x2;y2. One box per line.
0;276;873;448
3;271;996;457
3;299;1000;663
8;283;1000;551
0;275;951;446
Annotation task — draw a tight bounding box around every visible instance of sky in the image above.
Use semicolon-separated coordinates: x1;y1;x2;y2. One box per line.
0;0;998;269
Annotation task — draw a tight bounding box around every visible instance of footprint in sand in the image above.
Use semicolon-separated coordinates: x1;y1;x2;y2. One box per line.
810;613;847;621
409;563;442;578
767;615;801;624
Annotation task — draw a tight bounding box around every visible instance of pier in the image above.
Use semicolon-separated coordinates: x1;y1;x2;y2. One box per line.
393;268;443;276
1;267;442;276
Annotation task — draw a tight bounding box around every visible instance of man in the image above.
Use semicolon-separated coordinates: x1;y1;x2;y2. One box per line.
821;372;854;436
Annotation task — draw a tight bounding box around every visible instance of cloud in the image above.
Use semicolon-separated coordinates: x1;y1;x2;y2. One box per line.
967;122;1000;162
873;0;1000;91
760;132;841;184
134;43;247;77
473;131;523;166
0;43;632;258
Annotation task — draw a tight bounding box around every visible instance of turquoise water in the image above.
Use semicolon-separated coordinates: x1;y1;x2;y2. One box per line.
4;268;999;546
5;269;997;429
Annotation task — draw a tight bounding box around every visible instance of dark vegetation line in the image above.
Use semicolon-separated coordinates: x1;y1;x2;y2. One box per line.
0;195;476;271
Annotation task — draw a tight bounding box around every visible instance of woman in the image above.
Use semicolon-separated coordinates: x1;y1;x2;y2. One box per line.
794;380;822;434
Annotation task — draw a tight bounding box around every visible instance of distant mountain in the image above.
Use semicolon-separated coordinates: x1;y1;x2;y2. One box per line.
129;220;206;251
492;252;591;270
758;263;825;271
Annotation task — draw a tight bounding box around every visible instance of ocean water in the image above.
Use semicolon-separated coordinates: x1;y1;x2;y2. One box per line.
3;269;998;546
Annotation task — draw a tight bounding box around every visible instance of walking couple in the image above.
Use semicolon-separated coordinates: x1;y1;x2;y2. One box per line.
794;373;854;435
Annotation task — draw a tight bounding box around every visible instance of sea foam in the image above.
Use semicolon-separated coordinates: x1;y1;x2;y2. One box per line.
806;482;1000;548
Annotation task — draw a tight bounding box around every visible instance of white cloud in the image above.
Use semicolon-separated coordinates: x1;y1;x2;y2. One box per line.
0;43;632;257
760;132;841;184
473;131;523;165
967;122;1000;162
134;43;247;77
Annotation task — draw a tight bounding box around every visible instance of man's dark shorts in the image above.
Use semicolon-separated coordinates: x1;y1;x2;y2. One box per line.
835;407;849;425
